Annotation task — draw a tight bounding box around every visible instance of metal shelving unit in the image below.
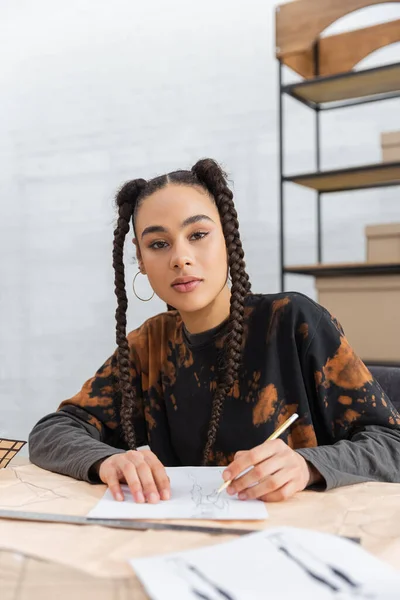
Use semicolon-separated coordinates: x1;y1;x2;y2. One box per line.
278;60;400;291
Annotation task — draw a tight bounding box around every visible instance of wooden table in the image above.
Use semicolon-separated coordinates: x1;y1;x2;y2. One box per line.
1;459;400;599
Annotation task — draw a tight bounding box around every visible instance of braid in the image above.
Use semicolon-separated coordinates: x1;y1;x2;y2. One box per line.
112;160;251;464
191;159;251;465
113;178;147;449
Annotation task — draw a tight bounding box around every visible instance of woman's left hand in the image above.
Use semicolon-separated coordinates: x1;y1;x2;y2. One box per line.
223;439;320;502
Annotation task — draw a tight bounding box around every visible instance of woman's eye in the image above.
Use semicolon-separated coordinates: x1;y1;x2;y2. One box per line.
190;231;209;241
149;240;168;250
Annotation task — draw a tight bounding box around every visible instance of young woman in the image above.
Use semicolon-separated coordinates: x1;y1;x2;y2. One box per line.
29;158;400;504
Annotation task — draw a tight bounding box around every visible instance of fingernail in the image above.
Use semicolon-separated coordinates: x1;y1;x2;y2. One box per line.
135;491;145;503
227;486;235;495
161;489;170;501
238;492;247;500
223;470;231;482
148;492;159;503
116;492;124;502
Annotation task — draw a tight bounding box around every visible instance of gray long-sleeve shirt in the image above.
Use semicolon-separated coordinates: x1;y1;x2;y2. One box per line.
29;293;400;489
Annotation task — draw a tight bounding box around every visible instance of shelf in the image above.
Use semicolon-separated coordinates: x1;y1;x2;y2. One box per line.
283;63;400;109
284;262;400;278
284;161;400;193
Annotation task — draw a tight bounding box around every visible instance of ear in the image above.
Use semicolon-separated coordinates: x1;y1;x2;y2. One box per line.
133;238;146;274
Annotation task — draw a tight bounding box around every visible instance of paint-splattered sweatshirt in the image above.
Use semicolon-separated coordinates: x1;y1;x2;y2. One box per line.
29;292;400;491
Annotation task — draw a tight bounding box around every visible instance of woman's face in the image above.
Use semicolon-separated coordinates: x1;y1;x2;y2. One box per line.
134;183;229;316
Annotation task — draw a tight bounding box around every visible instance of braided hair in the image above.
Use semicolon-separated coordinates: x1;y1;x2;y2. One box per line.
112;158;251;464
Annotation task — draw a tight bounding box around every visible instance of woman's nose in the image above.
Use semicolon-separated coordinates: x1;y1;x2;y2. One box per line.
170;242;195;270
171;254;194;269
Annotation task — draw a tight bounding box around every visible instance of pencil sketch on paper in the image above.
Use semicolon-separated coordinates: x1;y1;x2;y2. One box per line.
267;532;375;599
166;556;237;600
188;471;229;519
87;467;268;521
0;466;79;510
130;527;400;600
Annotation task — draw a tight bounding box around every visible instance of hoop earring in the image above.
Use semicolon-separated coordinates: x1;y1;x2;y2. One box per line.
132;270;155;302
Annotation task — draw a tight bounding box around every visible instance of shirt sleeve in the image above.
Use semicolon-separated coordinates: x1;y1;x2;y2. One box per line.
295;305;400;491
29;345;147;483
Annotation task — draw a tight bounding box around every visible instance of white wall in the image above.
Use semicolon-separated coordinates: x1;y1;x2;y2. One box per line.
1;0;400;441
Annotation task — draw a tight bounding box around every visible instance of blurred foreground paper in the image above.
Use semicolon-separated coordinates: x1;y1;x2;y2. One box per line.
131;526;400;600
0;438;26;469
88;467;268;521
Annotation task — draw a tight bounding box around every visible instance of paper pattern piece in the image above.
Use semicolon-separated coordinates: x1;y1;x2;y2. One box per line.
0;439;26;469
131;526;400;600
87;467;268;521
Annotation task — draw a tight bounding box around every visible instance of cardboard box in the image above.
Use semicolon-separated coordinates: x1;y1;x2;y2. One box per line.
381;131;400;162
366;223;400;263
316;275;400;363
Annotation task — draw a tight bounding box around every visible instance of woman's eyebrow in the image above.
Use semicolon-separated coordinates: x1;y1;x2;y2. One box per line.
141;214;214;239
141;225;168;239
181;214;214;228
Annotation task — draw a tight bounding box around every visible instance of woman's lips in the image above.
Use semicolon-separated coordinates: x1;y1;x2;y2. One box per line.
171;280;202;293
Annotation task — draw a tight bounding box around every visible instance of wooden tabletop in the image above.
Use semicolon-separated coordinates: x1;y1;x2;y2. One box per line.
1;459;400;599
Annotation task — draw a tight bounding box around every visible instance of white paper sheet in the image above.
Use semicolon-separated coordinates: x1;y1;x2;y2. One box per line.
87;467;268;521
130;526;400;600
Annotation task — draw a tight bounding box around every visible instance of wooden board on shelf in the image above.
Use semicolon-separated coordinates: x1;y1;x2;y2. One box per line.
275;0;398;58
285;161;400;193
283;63;400;107
284;20;400;79
284;262;400;278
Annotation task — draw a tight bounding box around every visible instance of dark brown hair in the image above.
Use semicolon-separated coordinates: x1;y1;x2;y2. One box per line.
112;158;251;465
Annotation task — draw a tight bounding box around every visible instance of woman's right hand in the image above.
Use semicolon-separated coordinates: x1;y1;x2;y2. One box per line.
97;449;170;503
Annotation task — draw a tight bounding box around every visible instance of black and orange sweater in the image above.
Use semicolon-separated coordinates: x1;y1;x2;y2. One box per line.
29;292;400;490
